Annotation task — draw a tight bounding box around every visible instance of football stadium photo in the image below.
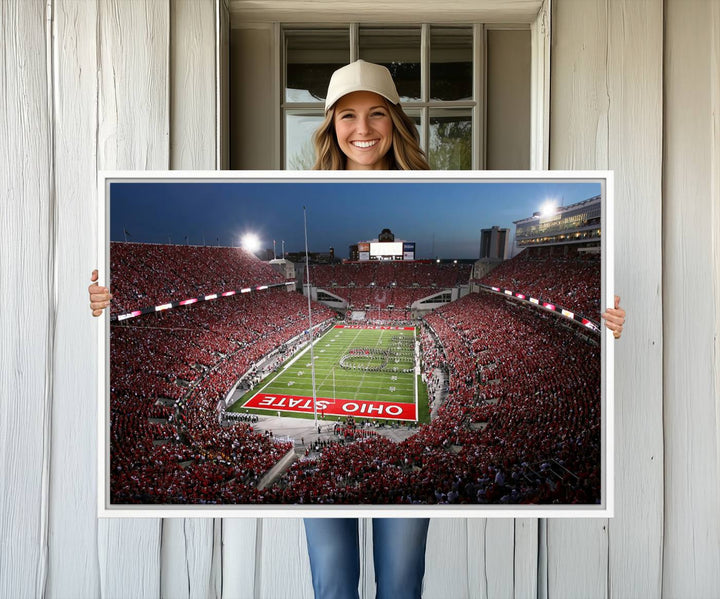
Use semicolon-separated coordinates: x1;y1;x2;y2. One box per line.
106;177;605;508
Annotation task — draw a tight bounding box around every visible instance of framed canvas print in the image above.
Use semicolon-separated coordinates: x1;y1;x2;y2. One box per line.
97;171;614;518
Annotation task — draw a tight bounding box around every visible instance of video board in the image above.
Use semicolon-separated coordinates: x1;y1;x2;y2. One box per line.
370;241;403;260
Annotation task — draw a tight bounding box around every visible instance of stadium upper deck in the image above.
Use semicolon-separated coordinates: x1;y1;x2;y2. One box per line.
514;195;601;248
110;242;287;314
306;261;472;289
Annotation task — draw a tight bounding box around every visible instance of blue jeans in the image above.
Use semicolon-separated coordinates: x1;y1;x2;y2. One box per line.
304;518;430;599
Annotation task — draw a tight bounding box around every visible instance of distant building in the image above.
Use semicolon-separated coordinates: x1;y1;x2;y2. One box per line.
378;228;394;242
480;226;510;260
267;258;296;280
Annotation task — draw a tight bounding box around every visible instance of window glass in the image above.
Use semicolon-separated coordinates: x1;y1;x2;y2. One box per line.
285;112;324;170
430;27;473;101
286;30;349;103
359;28;421;102
277;25;524;172
429;109;472;170
402;109;423;148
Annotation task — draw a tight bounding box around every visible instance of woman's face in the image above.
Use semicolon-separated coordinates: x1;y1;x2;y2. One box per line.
333;91;394;170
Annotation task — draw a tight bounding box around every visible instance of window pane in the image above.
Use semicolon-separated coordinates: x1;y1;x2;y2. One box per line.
430;27;473;101
286;30;349;103
285;112;324;170
402;109;423;148
429;109;472;170
359;28;421;102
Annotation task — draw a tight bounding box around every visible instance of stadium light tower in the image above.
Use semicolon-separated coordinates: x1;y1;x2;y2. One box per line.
302;206;319;427
540;200;558;218
240;232;261;253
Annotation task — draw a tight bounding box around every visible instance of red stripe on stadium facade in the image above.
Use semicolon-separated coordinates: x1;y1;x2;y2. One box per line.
243;393;417;421
334;325;415;331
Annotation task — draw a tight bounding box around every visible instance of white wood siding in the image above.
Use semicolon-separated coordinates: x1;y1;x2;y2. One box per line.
663;1;720;596
549;5;612;591
0;1;52;598
2;0;719;597
96;1;169;595
47;0;101;596
170;0;217;171
164;3;221;598
550;2;664;598
605;1;664;596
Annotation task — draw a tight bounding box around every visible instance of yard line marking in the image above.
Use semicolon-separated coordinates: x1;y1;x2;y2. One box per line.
246;325;421;419
251;325;334;396
357;328;387;401
282;333;320;370
309;326;364;400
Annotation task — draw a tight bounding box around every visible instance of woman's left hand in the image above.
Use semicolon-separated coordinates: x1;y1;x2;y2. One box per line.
601;295;625;339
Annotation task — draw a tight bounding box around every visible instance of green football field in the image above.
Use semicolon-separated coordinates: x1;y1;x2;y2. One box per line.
234;325;429;422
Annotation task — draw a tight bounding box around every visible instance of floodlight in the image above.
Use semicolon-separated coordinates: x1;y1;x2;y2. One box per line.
241;233;261;253
540;200;558;217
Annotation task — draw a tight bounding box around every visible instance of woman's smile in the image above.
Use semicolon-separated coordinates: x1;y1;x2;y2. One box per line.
350;139;379;149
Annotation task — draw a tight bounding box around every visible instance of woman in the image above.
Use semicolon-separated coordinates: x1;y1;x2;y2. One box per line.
89;60;626;599
311;60;428;172
302;60;433;599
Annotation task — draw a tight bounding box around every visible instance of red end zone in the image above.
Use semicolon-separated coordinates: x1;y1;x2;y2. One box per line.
334;324;415;330
242;393;417;421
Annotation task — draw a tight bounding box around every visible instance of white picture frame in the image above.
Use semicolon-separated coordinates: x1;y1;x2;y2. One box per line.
98;170;614;519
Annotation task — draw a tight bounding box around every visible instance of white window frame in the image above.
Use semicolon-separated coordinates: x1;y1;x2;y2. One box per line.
230;1;551;171
281;23;489;170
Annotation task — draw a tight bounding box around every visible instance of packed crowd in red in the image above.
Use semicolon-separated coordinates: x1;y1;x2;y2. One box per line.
109;242;287;314
308;261;471;288
110;287;335;504
111;242;601;505
307;261;470;310
479;249;600;318
263;292;600;505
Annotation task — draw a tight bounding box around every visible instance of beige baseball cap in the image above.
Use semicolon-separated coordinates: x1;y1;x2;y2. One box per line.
324;60;400;112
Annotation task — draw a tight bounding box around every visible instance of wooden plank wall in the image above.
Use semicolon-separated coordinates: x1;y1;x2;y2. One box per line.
605;1;665;595
550;1;664;598
0;1;52;598
163;2;221;599
2;0;719;597
96;0;168;597
663;1;720;596
48;0;100;596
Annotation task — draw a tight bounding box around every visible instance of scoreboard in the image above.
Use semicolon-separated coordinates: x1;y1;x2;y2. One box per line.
359;241;415;261
370;241;402;260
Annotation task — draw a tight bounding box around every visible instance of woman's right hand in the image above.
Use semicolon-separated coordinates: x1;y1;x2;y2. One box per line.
89;269;112;316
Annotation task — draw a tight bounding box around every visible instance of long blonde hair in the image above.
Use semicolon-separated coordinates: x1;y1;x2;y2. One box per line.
312;100;430;171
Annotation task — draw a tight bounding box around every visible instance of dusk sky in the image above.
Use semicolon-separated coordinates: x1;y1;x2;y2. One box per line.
110;179;602;259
